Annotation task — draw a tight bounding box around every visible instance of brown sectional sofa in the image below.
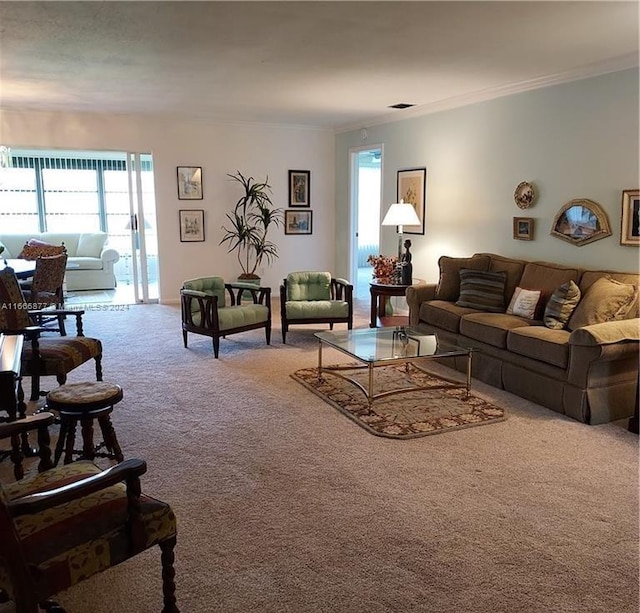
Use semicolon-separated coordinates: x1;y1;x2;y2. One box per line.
406;253;639;424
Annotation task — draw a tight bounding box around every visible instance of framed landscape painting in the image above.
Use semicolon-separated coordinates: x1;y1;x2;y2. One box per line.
177;166;203;200
285;210;312;235
397;167;426;235
179;209;205;242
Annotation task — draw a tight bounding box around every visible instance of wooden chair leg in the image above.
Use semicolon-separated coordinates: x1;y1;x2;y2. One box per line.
212;337;220;359
54;419;69;466
98;415;124;462
160;536;179;613
95;355;103;381
80;417;95;460
63;419;77;464
265;325;271;346
182;330;188;348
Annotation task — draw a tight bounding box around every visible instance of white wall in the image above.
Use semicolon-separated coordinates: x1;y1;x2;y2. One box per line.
0;110;335;302
335;69;640;284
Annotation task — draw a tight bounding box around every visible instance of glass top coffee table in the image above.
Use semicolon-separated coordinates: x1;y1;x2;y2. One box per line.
314;327;472;407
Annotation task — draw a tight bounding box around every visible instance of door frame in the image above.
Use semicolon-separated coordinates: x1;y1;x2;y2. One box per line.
348;143;384;292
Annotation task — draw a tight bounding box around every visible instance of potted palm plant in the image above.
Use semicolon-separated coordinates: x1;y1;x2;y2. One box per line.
220;171;283;281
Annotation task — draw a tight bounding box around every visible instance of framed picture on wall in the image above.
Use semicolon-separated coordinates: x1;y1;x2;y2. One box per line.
620;189;640;246
513;217;534;241
288;170;311;207
177;166;203;200
284;209;312;235
397;167;426;235
179;209;205;242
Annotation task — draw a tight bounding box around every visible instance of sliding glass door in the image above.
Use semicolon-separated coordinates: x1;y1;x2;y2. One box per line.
0;149;159;303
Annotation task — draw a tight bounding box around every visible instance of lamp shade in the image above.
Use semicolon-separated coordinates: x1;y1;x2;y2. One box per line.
381;199;420;227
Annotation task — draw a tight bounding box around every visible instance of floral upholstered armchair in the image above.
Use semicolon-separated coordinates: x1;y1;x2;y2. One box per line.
0;416;178;613
279;271;353;343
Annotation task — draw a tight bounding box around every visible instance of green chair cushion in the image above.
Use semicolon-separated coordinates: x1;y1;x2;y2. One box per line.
183;277;226;309
218;304;270;330
285;300;349;319
286;272;331;301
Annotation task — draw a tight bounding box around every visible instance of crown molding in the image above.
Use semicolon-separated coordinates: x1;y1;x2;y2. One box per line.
335;53;639;135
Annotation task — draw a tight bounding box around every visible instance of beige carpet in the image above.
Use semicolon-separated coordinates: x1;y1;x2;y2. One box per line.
1;298;638;613
292;363;506;438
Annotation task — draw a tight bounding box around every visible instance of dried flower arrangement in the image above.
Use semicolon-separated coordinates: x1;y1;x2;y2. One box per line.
367;254;398;283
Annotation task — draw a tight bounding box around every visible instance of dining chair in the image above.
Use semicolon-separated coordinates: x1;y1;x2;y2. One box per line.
20;253;69;334
0;267;103;401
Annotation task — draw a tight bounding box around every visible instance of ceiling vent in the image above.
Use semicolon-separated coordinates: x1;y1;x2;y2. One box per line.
388;103;415;109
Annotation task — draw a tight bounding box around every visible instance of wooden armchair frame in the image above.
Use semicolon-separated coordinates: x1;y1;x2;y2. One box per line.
0;415;178;612
181;281;272;358
280;275;354;343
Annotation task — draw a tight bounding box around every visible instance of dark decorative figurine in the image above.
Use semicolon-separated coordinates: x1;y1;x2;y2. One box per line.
401;239;413;285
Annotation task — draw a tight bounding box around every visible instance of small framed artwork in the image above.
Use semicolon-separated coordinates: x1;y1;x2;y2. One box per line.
284;209;312;235
620;189;640;246
177;166;203;200
513;217;534;240
288;170;311;207
179;209;205;242
397;167;426;235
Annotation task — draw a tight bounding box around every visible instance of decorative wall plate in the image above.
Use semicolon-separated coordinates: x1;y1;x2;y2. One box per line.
514;181;536;209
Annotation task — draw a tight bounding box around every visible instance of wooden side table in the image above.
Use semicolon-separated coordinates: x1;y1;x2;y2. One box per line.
369;280;423;328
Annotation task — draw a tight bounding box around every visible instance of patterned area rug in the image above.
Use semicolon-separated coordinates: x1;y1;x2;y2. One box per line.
291;363;507;439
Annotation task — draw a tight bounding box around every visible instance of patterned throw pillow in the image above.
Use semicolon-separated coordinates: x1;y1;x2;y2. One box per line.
507;287;541;319
543;281;581;330
435;255;491;301
18;238;66;260
455;269;507;312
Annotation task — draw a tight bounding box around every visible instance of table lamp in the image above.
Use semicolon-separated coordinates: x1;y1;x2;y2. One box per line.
381;199;421;260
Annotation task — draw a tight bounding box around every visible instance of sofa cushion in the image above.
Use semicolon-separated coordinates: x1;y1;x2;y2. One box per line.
568;277;637;331
435;255;490;301
579;270;640;318
460;312;539;348
77;233;108;257
69;256;104;271
419;300;478;333
518;261;581;319
456;269;506;312
543;281;581;330
476;253;527;305
506;287;541;319
507;327;571;369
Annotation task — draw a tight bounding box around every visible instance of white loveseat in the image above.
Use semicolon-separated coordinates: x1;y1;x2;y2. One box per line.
0;232;119;291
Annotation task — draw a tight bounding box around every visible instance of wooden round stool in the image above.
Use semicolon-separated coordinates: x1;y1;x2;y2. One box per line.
47;382;124;466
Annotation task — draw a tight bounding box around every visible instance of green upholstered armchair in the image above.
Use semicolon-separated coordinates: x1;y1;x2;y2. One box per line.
279;272;353;343
181;276;272;358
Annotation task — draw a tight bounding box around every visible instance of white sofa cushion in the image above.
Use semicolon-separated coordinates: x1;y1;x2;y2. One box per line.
77;233;108;257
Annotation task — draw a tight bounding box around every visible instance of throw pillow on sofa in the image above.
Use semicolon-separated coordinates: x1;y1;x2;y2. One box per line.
568;276;637;331
455;269;507;312
543;281;581;330
435;255;490;301
507;287;541;319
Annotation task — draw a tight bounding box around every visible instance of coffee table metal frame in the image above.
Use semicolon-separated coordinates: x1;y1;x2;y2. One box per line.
315;327;472;407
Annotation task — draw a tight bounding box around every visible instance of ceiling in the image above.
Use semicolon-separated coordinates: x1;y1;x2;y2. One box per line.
0;1;638;131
